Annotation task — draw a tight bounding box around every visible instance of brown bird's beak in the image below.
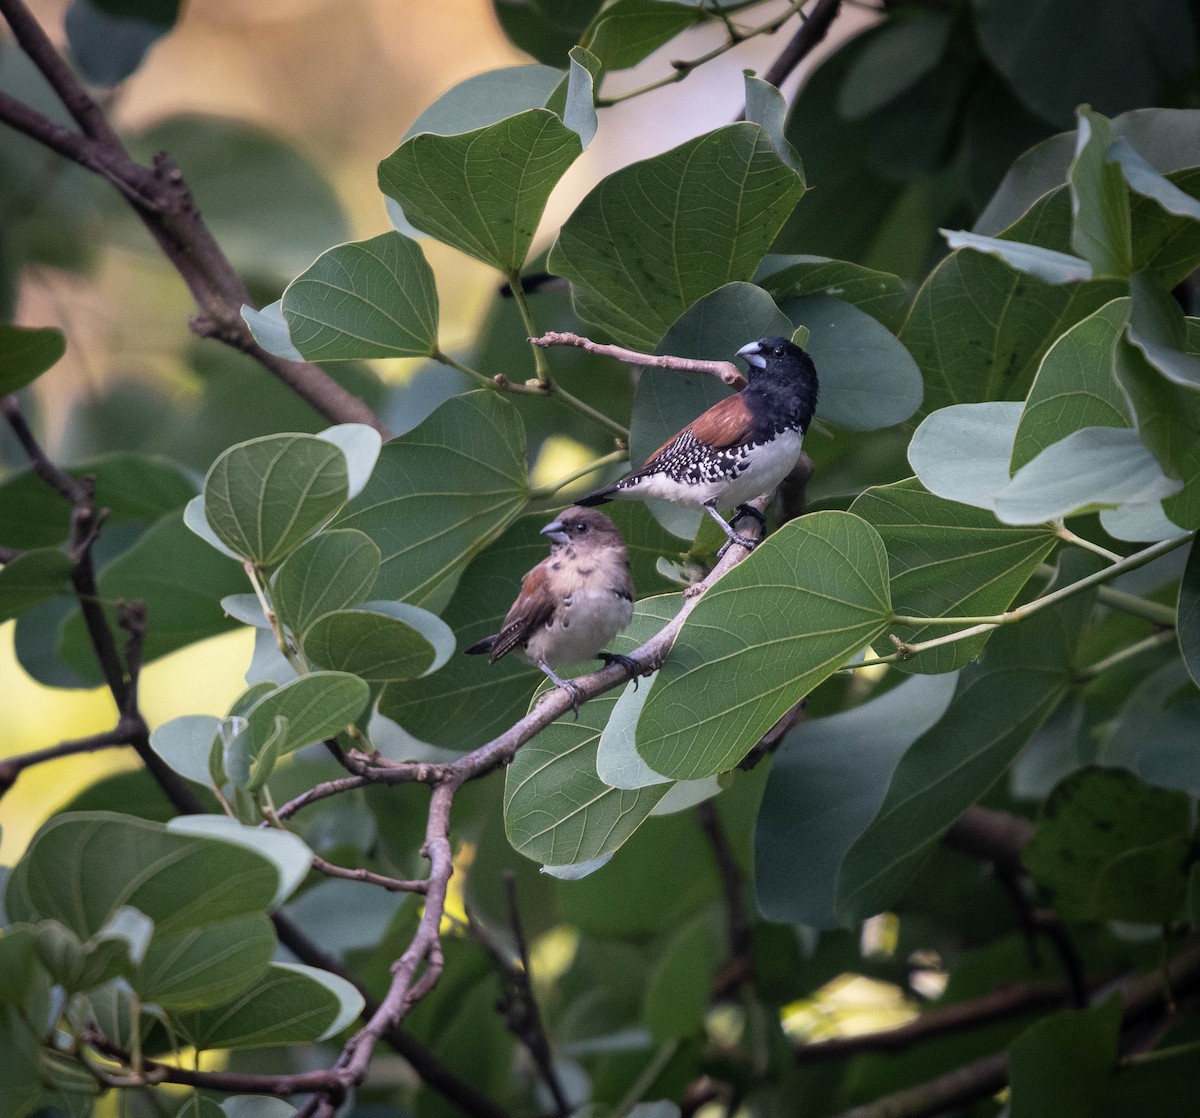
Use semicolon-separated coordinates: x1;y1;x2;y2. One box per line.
540;517;571;545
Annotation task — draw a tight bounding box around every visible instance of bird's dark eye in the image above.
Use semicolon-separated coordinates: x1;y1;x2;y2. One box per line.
773;345;784;357
575;522;588;533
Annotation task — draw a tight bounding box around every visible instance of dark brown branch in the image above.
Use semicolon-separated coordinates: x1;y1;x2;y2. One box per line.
697;800;754;996
943;805;1035;872
0;0;387;435
469;873;572;1117
1;395;87;503
757;0;844;90
794;981;1072;1063
530;330;747;388
310;854;428;894
0;723;138;796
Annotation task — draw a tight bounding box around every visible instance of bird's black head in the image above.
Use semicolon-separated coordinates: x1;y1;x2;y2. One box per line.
735;336;819;431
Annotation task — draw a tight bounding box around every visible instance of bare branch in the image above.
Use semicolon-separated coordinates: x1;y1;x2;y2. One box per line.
756;0;844;90
697;800;754;996
530;330;747;388
310;854;429;894
0;0;387;435
0;723;137;797
943;805;1035;871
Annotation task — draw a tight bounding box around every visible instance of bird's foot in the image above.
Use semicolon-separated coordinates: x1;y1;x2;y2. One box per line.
717;531;760;559
538;661;584;718
732;503;767;532
598;651;641;689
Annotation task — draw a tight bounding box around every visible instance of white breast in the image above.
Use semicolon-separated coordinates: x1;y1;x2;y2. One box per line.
526;587;634;668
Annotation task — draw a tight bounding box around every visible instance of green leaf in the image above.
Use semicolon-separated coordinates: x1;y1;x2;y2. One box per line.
838;11;951;120
335;391;529;609
1023;767;1192;922
166;816;311;908
582;0;705;70
835;586;1093;925
995;427;1182;525
773;295;923;431
314;424;383;501
492;2;605;68
65;0;179;85
0;452;197;549
1113;332;1200;529
379;110;581;273
1069;107;1133;276
223;1098;298;1118
401;64;564;138
756;254;908;333
641;915;721;1040
1012;298;1133;470
241;300;304;362
149;717;219;786
850;478;1057;671
0;547;70;622
280;232;439;360
204;434;350;566
978;0;1194;128
1008;998;1122;1118
940;230;1094;284
58;512;245;681
504;598;677;866
0;322;65;393
1180;536;1200;688
271;529;380;638
755;673;959;929
302;606;439;682
172;961;364;1050
907;401;1023;512
5;812;282;939
743;72;803;176
549;123;806;349
1108;136;1200;221
0;1006;44;1118
137;914;274;1010
595;669;669;789
635;512;892;781
1103;661;1200;795
243;671;370;757
904;210;1125;416
175;1099;224;1118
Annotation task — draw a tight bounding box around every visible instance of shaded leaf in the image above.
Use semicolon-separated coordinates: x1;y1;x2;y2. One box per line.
137;914;274;1010
271;529;380;639
65;0;179;85
755;673;959;929
851;478;1057;671
243;672;370;757
335;391;529;609
1180;536;1200;687
907;401;1023;511
756;254;908;333
1023;767;1191;922
172;962;363;1051
940;230;1094;284
635;513;892;781
641;915;721;1040
1069;107;1132;276
149;714;220;787
582;0;705;70
0;547;70;623
302;607;439;682
0;322;65;394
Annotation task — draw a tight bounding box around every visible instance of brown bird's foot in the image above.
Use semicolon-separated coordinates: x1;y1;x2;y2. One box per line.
598;651;641;689
538;662;584;718
732;503;767;532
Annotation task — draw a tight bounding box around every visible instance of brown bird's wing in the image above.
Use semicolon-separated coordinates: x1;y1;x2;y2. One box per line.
647;392;757;459
487;561;557;662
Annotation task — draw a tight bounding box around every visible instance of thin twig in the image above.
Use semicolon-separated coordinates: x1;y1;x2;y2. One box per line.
754;0;843;90
310;854;429;895
530;331;747;388
697;801;754;995
0;723;138;796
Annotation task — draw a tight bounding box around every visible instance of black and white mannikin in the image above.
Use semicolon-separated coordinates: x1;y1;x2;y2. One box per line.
464;507;637;709
578;337;818;549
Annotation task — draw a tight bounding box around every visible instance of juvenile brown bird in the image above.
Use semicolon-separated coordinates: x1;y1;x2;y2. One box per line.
578;337;818;550
464;507;637;708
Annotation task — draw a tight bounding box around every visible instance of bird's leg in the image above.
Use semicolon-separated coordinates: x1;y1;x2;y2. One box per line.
598;651;641;690
537;661;583;717
704;500;758;556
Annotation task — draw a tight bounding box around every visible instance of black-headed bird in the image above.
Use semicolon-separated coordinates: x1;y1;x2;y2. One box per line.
465;507;637;708
578;337;818;549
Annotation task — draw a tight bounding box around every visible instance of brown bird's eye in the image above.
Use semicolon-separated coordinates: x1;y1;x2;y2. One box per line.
576;522;588;532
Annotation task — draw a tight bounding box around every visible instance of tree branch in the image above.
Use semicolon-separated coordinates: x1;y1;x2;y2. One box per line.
697;800;754;996
0;723;138;797
755;0;843;90
0;0;387;435
310;854;429;894
529;330;747;388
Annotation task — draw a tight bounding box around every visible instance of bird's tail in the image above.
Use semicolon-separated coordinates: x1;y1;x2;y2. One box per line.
463;635;498;656
575;484;617;506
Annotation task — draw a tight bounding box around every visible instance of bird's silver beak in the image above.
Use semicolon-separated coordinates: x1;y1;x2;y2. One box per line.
540;517;571;545
736;340;767;369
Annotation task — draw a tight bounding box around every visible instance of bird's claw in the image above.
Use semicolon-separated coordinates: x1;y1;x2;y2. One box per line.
717;532;759;559
598;651;641;689
562;679;584;717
